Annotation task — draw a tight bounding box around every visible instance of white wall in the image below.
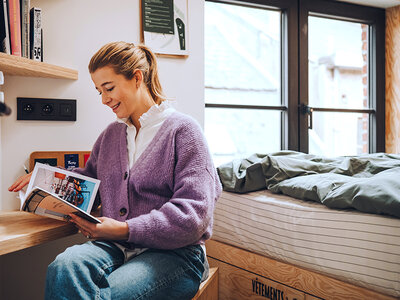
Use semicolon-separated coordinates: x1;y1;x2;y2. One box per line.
1;0;205;210
0;1;204;299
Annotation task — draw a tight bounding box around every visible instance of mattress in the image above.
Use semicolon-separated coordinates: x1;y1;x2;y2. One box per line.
212;190;400;298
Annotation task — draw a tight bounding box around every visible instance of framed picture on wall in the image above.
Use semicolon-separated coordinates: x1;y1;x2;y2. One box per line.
141;0;188;57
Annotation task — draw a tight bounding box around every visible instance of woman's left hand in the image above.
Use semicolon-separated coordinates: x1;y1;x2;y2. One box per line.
8;172;32;192
68;214;129;241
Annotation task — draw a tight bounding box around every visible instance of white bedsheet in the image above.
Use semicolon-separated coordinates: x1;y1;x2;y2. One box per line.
212;190;400;297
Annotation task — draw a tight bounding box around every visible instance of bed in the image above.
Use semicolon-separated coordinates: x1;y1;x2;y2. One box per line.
207;152;400;299
206;190;400;299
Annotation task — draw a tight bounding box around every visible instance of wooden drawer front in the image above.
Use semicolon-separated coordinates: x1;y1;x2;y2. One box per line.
206;240;397;300
209;257;305;300
305;296;323;300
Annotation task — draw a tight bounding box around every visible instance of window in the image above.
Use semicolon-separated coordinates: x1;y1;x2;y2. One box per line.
307;17;370;156
204;1;288;166
204;0;385;164
299;0;385;155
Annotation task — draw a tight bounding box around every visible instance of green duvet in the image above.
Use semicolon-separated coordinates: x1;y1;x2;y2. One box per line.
217;151;400;218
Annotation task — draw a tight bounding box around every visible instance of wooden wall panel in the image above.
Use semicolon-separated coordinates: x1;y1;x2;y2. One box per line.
386;6;400;153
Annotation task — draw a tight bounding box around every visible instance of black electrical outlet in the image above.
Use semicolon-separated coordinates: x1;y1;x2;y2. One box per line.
17;98;76;121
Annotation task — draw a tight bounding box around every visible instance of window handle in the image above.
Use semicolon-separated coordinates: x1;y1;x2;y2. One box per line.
300;104;313;129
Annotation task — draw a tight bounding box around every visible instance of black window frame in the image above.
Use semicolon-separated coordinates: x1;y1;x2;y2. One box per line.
204;0;385;154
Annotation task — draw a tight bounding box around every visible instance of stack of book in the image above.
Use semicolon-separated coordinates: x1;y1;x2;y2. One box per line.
0;0;42;61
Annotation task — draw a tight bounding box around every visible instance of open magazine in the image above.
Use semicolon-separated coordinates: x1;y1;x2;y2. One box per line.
19;163;101;223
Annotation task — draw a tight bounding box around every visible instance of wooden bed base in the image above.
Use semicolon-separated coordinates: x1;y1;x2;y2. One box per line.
205;239;396;300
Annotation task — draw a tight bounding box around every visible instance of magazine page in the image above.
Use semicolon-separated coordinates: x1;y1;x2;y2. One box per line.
24;187;101;223
22;162;100;215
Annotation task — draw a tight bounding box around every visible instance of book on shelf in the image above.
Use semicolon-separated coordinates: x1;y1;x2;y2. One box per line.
0;0;11;54
20;0;30;58
8;0;21;56
40;27;43;61
19;162;101;223
29;6;41;61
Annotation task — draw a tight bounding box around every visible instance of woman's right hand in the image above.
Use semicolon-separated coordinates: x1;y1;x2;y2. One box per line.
8;172;32;192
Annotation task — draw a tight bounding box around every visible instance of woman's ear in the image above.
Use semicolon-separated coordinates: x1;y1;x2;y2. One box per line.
133;69;144;89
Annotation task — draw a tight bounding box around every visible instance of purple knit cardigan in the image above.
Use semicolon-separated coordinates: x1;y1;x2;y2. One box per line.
75;111;222;249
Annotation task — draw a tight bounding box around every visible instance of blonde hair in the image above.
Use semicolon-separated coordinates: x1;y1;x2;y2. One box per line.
88;41;166;104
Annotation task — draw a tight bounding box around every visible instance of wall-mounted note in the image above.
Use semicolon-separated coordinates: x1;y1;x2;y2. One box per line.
142;0;174;34
141;0;188;57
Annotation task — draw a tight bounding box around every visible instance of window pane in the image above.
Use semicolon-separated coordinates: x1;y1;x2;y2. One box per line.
309;112;369;156
205;108;281;166
205;2;281;106
308;17;368;109
205;2;282;164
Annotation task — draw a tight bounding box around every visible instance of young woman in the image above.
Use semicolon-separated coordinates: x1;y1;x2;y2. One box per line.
9;41;222;300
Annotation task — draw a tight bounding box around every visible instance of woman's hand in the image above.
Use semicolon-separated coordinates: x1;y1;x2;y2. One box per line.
8;172;32;192
68;214;129;241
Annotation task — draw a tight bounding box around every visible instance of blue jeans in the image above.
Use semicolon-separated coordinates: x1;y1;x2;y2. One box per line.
44;241;207;300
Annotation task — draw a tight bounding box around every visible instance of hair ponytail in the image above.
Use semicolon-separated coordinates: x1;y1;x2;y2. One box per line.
89;42;166;104
137;45;166;104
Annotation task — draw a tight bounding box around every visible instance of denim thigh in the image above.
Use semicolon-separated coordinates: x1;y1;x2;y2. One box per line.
45;240;125;300
108;244;206;300
45;242;206;300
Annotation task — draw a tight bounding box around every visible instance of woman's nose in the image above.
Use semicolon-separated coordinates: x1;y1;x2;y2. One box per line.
101;94;110;105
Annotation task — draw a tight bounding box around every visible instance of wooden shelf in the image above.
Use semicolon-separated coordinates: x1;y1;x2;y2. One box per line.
0;52;78;80
0;211;77;256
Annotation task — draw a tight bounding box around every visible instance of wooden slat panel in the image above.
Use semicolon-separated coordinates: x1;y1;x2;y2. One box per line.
386;6;400;153
0;211;77;255
0;52;78;80
206;240;396;300
208;257;305;300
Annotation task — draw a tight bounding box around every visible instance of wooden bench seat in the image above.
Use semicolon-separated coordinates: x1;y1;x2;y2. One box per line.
192;267;218;300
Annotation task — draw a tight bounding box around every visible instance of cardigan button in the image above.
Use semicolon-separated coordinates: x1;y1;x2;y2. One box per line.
124;172;128;180
119;208;127;216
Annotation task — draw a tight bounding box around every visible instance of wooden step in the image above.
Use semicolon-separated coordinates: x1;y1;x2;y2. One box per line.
192;267;218;300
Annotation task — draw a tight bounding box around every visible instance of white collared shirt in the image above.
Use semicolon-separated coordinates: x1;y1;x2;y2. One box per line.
117;101;175;169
